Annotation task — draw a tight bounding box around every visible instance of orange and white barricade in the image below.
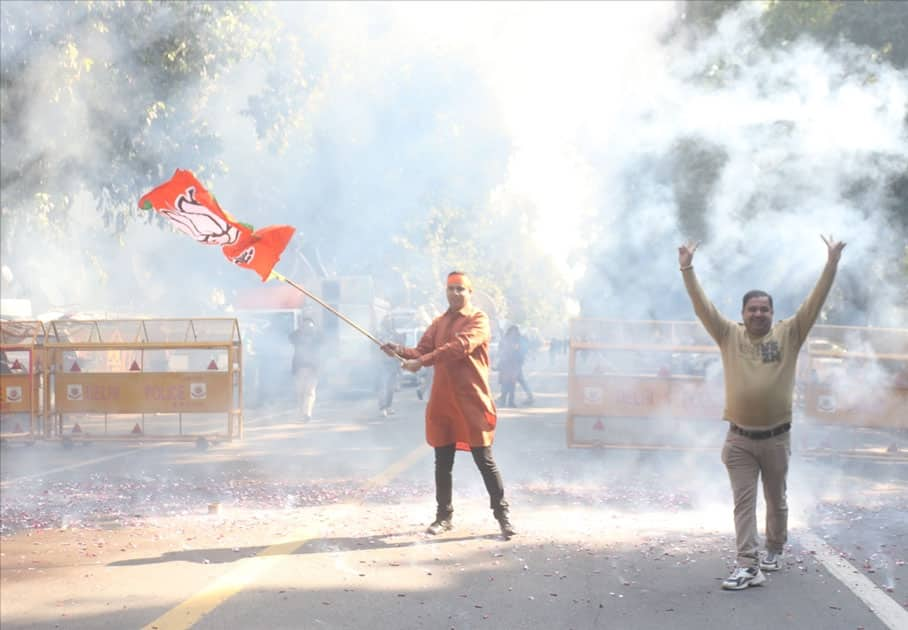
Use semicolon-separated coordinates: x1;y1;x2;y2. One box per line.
566;319;724;448
0;320;46;443
801;324;908;432
44;318;243;449
567;319;907;456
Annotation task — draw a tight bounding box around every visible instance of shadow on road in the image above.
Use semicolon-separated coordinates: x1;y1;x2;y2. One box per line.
108;531;504;566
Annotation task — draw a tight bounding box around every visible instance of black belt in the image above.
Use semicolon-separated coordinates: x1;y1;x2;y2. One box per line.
729;422;791;440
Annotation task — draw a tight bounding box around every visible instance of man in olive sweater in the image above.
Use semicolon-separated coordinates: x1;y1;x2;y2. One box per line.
679;235;845;590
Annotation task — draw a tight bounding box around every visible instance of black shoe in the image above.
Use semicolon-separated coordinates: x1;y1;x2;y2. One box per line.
426;518;452;535
497;516;516;539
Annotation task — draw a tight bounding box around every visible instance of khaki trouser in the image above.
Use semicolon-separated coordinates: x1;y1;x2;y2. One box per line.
295;367;318;418
721;428;791;568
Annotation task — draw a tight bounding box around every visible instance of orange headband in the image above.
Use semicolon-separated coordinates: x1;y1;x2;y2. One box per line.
447;273;472;290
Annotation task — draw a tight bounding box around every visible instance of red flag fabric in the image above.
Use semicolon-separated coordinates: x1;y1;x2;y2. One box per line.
223;225;296;281
139;169;246;245
139;169;295;281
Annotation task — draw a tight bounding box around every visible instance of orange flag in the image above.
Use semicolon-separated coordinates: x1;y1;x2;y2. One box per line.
139;169;295;281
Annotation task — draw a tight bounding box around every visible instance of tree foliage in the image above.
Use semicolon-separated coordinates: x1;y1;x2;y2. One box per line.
681;0;908;68
0;0;303;250
762;0;908;67
393;201;570;330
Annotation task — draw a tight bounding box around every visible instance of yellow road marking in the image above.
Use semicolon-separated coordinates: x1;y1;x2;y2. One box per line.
363;443;429;489
143;443;429;630
142;545;310;630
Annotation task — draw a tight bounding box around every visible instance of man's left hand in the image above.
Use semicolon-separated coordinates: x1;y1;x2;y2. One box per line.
402;359;422;373
821;234;846;264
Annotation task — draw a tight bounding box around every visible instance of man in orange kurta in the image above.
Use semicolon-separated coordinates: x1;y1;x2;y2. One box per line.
381;271;516;538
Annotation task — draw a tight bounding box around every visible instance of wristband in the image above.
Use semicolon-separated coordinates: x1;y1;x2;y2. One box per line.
680;265;693;271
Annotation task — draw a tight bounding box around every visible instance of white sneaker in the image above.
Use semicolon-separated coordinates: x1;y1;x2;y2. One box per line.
760;550;782;571
721;566;766;590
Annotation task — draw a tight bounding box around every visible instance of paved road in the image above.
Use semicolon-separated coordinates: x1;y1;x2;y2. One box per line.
1;365;906;629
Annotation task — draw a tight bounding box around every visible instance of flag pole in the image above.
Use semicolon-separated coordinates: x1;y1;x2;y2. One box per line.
271;271;385;347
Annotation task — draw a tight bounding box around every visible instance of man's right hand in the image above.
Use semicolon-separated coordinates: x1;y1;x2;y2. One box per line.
380;342;401;357
678;240;699;268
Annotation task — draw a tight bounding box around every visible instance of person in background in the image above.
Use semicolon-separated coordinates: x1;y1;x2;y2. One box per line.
377;314;403;417
515;327;535;404
414;306;435;401
679;234;845;590
381;271;516;539
496;325;521;407
289;317;321;422
416;364;433;401
548;337;560;367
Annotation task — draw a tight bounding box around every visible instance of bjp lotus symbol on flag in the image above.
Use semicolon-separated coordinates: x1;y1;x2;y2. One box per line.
139;169;295;281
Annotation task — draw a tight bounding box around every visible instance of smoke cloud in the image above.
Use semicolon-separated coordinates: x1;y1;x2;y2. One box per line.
2;2;904;328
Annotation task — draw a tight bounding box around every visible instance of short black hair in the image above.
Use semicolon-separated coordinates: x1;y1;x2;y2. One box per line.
448;270;467;278
742;290;773;310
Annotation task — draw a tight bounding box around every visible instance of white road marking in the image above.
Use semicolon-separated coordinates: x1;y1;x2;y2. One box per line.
802;531;908;630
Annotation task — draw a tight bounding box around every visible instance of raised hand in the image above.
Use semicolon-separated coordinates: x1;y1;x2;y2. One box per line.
678;240;700;268
820;234;846;264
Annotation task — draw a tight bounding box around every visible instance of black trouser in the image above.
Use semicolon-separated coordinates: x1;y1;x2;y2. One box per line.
434;444;508;520
517;367;533;397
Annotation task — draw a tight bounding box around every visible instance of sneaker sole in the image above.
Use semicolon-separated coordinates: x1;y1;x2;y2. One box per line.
721;574;766;590
425;524;453;535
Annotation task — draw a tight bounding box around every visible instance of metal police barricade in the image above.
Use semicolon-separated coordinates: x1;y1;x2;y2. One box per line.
45;318;243;449
801;324;908;453
0;320;46;444
567;319;908;457
567;319;724;449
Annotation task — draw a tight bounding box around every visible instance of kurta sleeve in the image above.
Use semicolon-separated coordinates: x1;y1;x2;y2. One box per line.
790;260;839;346
419;311;489;367
398;320;438;360
682;267;733;344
